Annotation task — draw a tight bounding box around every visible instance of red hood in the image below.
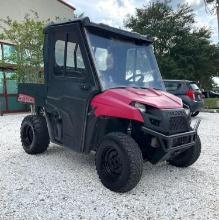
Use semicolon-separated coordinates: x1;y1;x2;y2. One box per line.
93;88;182;108
91;88;183;122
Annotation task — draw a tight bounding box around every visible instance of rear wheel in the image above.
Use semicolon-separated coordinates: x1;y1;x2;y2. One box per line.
20;115;50;154
168;135;201;167
191;111;200;117
95;132;143;193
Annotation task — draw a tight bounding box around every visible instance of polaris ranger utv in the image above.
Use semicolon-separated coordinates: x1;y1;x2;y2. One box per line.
18;17;201;192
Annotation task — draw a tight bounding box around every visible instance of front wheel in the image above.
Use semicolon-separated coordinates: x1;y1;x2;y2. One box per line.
95;132;143;193
168;135;201;167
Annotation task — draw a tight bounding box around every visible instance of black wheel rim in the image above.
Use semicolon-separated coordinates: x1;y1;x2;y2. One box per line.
22;125;34;148
101;147;123;179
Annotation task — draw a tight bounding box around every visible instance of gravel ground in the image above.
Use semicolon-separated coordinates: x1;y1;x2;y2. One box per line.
0;112;218;220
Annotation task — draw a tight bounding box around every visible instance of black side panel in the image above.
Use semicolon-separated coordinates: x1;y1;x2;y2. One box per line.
84;115;130;153
18;83;46;106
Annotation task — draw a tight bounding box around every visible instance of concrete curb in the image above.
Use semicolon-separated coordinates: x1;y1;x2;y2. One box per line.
201;109;219;113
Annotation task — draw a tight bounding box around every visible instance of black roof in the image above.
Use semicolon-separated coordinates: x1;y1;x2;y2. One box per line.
44;17;152;43
164;79;196;83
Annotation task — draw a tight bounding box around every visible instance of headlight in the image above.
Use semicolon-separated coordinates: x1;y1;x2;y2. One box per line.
133;102;146;112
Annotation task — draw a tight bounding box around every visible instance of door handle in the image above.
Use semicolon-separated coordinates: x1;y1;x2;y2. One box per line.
80;83;90;90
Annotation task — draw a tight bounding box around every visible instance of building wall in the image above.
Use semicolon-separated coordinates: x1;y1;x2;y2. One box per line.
0;0;75;114
0;0;74;23
0;0;75;43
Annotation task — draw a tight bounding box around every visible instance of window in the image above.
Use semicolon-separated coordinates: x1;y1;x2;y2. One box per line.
126;49;135;81
87;30;165;90
93;48;108;71
125;47;155;83
66;42;85;69
3;44;16;64
190;83;200;91
66;42;75;68
164;82;182;91
55;40;65;67
54;38;85;76
66;41;85;75
75;46;85;69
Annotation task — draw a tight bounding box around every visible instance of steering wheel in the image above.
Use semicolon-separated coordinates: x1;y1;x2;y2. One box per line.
127;74;144;83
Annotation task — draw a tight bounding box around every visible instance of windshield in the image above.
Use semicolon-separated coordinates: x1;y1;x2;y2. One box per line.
86;30;165;91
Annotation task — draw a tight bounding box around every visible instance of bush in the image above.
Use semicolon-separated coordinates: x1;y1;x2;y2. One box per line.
204;98;219;109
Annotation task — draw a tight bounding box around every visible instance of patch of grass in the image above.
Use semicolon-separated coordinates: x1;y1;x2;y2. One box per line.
204;98;219;109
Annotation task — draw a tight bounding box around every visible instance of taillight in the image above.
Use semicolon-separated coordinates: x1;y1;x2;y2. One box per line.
186;89;195;100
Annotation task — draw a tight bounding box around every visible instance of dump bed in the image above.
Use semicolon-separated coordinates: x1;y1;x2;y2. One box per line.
18;83;47;106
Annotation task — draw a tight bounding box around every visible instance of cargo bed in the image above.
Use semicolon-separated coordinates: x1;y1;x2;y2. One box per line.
18;83;47;106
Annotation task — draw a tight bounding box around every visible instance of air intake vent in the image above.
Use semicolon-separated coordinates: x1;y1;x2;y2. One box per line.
167;110;186;117
169;116;187;131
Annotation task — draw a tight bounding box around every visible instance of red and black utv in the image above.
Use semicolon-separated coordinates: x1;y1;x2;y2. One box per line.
18;17;201;192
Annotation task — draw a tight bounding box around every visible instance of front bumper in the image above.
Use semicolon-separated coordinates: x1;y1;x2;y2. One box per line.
141;119;201;163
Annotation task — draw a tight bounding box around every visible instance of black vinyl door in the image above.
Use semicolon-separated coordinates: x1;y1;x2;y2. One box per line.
47;24;97;152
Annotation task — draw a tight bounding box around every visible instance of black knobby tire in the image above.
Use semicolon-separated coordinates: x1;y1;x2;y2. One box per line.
95;132;143;193
191;111;200;117
168;135;201;167
20;115;50;154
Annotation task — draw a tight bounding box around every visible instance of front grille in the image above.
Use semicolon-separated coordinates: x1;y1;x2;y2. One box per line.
172;136;190;147
169;116;188;132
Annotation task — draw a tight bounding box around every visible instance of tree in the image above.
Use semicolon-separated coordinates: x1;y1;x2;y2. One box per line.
0;12;82;83
0;12;46;83
170;28;219;88
125;2;194;56
124;1;219;89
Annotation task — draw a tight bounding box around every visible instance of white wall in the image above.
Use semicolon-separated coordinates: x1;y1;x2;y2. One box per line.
0;0;74;21
0;0;75;42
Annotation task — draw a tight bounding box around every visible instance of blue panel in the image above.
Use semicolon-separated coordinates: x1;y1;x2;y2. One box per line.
0;43;2;61
5;71;17;94
8;96;26;111
0;71;4;94
0;97;6;111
